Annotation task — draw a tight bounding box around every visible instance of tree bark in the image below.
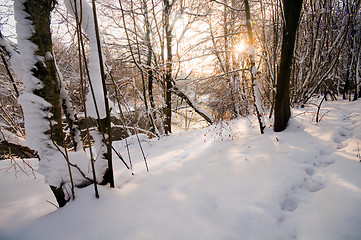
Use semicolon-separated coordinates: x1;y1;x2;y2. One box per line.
274;0;303;132
143;0;159;136
20;0;68;205
24;0;63;144
164;0;172;134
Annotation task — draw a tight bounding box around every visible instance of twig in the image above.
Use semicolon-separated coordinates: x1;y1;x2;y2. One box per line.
135;132;149;172
49;120;94;183
316;95;326;123
0;32;20;98
210;0;245;12
112;145;130;169
1;52;19;98
318;110;331;123
112;124;157;138
48;119;75;200
343;114;360;121
2;140;36;177
125;137;133;170
6;157;29;177
46;200;59;209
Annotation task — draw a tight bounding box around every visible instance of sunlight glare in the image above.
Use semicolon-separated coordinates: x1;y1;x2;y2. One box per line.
236;40;247;53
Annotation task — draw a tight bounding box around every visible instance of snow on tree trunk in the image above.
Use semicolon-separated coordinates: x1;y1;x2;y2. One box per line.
14;0;65;185
244;0;265;134
13;0;105;207
249;47;265;134
65;0;114;186
56;62;83;151
64;0;108;119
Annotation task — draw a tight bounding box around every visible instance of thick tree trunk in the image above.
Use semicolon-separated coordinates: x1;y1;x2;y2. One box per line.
19;0;67;205
16;0;105;207
25;0;62;143
274;0;303;132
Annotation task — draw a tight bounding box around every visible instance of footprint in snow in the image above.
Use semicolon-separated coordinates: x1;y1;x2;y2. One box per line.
333;129;351;149
313;158;335;168
319;159;335;167
304;167;315;176
304;176;325;192
281;191;299;212
281;175;325;212
319;147;333;156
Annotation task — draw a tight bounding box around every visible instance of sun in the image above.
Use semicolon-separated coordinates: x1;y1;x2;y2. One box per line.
235;40;247;53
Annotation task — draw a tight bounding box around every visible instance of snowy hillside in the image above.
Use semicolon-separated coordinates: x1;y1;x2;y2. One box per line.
1;99;361;240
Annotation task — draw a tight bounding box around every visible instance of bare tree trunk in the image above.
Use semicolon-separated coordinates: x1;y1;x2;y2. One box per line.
142;0;160;136
274;0;303;132
164;0;172;134
144;0;156;118
171;85;214;124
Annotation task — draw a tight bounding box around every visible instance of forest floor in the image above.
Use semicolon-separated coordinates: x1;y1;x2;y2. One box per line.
1;98;361;240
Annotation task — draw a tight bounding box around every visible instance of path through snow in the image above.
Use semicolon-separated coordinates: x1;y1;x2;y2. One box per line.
278;100;361;239
0;99;361;240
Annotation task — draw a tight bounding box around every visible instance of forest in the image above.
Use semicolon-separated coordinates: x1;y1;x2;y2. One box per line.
0;0;361;239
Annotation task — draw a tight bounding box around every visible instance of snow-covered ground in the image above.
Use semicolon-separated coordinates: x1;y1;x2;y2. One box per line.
1;99;361;240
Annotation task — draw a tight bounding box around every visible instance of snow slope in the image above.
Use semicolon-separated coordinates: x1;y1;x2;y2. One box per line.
0;99;360;240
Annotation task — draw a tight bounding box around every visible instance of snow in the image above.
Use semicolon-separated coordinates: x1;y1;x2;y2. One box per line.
17;82;95;188
0;128;26;147
89;130;109;181
13;0;42;92
11;0;107;189
248;45;256;60
249;45;265;129
13;0;66;188
64;0;108;119
0;37;23;80
1;99;361;240
56;58;83;151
